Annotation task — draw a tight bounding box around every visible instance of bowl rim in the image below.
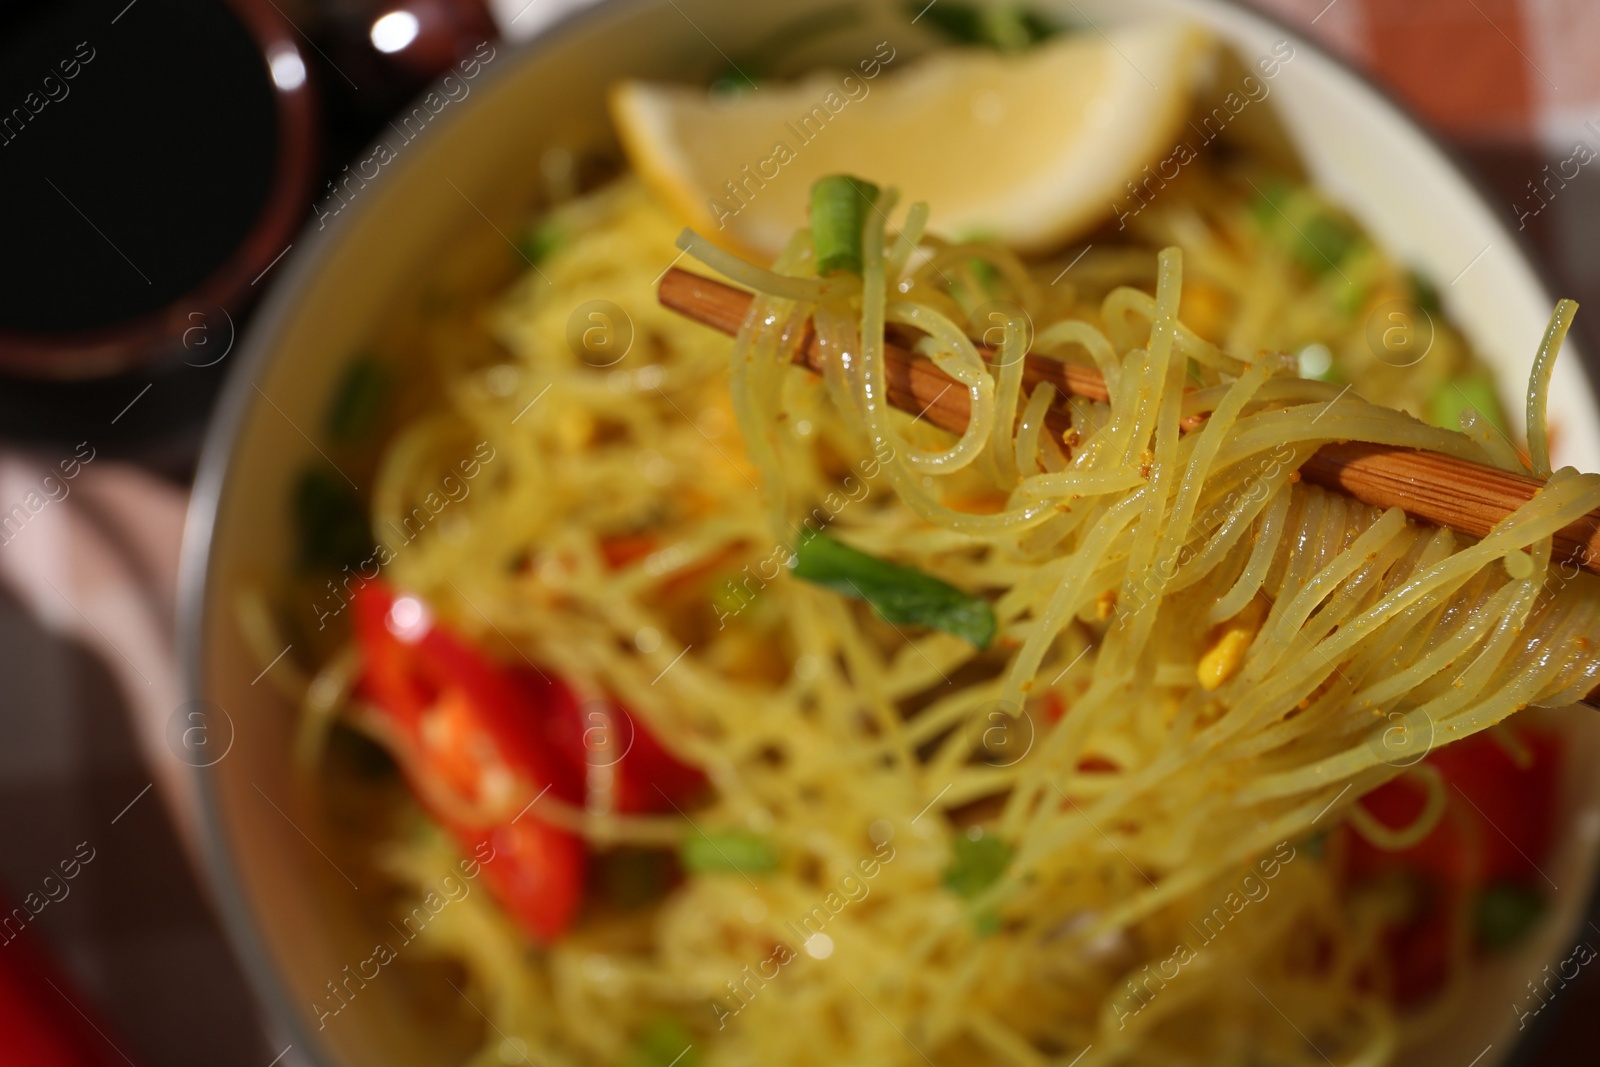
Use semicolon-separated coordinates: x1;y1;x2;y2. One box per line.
177;2;1592;1064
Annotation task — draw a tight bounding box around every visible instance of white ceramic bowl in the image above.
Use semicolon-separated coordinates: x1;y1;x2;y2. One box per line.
180;2;1600;1063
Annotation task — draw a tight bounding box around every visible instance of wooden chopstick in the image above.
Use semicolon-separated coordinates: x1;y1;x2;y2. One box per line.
658;267;1600;577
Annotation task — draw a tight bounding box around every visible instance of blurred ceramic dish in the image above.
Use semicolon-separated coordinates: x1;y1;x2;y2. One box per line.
180;1;1600;1064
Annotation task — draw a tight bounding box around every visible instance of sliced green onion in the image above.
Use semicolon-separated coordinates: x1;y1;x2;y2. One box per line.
623;1018;701;1067
517;219;565;265
942;830;1012;899
793;532;997;648
326;357;389;444
810;175;880;277
1476;882;1545;951
709;63;764;96
680;829;779;874
1426;372;1507;436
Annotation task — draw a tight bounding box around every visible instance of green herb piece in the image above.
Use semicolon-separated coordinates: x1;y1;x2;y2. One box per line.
623;1018;701;1067
966;257;1002;300
325;358;389;445
599;847;677;909
709;68;763;96
1426;372;1507;436
793;532;997;648
1408;268;1442;316
1251;181;1360;276
1298;213;1360;275
809;175;880;277
294;467;370;571
1476;882;1545;951
711;5;863;96
947;256;1003;313
1335;289;1367;321
1331;257;1382;316
969;257;1000;288
1249;178;1292;231
680;830;780;875
1300;830;1328;862
991;6;1058;49
912;2;1058;50
910;1;986;43
942;831;1013;900
518;219;566;265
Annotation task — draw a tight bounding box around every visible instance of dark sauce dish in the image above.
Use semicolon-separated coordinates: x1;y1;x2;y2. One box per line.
0;0;315;393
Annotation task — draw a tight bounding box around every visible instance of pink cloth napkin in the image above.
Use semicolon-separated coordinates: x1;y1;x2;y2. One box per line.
0;452;196;847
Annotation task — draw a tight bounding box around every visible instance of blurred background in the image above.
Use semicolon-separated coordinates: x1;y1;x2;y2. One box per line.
0;0;1595;1063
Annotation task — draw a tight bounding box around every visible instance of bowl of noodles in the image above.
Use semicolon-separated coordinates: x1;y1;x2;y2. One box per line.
181;1;1600;1065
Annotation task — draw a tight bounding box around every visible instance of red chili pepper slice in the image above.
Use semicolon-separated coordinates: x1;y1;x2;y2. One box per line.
1340;723;1560;1004
352;582;585;941
1345;725;1558;888
533;679;706;815
351;581;708;940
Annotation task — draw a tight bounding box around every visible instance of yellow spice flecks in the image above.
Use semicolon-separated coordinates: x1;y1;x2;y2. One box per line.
1198;594;1270;691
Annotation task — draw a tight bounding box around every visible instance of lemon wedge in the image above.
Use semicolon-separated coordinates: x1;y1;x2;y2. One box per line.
611;23;1214;257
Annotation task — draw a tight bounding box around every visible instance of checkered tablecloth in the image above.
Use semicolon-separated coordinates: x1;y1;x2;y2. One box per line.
1254;0;1600;147
1251;0;1600;373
